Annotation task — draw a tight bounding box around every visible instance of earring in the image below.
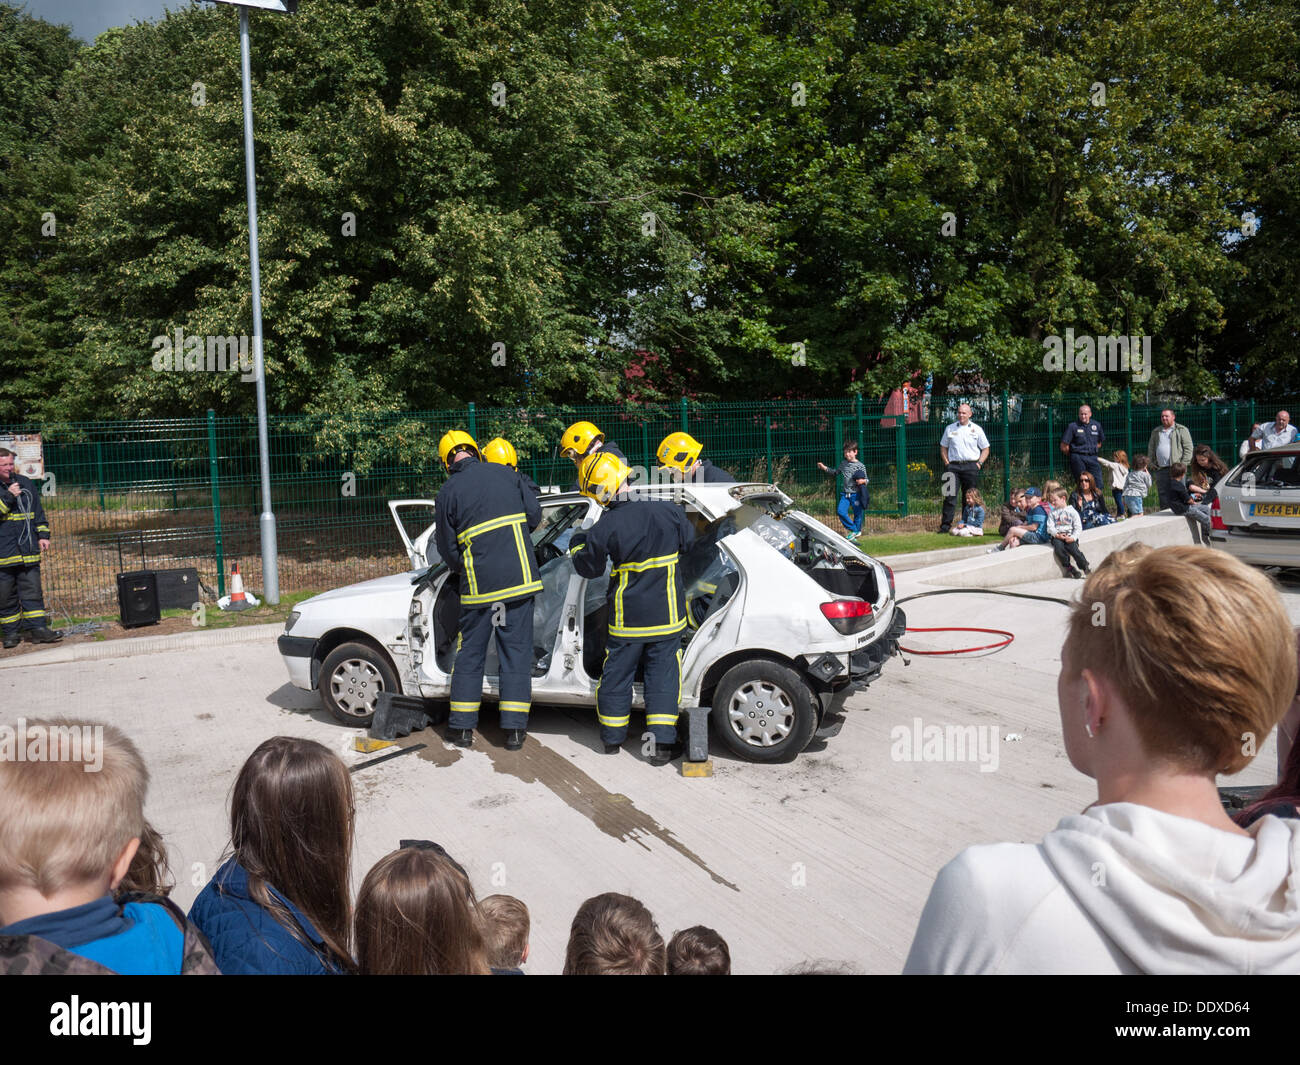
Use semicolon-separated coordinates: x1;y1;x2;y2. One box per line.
1084;721;1095;738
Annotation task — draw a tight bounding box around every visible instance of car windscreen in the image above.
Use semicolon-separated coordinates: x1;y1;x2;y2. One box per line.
1227;453;1300;490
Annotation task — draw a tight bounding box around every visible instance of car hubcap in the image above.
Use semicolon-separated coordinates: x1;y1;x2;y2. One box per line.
331;659;383;717
727;680;795;747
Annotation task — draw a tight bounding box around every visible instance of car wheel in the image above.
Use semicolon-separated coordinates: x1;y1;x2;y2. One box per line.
317;642;399;726
710;660;818;763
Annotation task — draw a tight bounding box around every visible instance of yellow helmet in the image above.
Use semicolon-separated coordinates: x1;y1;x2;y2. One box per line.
577;451;630;506
438;429;479;467
657;431;702;473
482;437;518;467
560;420;603;460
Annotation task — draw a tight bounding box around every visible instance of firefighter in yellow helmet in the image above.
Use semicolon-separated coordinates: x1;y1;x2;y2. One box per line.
655;431;736;483
569;451;695;764
434;430;542;750
560;421;630;492
482;437;542;497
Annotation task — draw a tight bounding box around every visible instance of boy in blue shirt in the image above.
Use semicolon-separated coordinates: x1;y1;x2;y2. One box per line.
0;719;219;975
991;487;1050;551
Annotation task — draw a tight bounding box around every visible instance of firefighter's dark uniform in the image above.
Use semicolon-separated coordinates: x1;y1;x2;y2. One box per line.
434;456;543;732
0;473;52;640
569;497;695;747
691;459;736;483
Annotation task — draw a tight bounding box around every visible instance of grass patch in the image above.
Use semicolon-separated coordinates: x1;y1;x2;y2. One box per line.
861;531;996;556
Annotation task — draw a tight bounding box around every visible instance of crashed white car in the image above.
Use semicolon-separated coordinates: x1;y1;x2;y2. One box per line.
278;483;907;762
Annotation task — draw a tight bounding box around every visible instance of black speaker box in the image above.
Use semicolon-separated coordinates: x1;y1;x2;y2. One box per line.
151;567;202;610
117;571;161;628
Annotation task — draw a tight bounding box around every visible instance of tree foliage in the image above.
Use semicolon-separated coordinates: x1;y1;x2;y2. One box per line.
1;0;1296;427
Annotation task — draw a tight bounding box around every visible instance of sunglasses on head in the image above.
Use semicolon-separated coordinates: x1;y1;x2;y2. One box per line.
399;839;470;880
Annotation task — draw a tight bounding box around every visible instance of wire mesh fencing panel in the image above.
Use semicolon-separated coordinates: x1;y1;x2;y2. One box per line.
5;392;1286;618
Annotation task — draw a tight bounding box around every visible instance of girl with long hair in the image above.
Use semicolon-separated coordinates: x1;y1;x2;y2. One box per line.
354;845;491;975
189;737;355;974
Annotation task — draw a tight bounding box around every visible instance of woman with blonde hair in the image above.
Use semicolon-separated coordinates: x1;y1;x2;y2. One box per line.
905;545;1300;974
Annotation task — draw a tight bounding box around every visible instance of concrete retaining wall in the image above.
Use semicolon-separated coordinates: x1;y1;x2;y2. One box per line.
914;514;1199;589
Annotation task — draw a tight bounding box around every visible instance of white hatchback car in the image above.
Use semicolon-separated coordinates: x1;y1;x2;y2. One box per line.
1209;443;1300;568
278;483;907;762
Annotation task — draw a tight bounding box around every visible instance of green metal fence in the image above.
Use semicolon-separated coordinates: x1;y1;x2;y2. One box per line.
4;392;1287;620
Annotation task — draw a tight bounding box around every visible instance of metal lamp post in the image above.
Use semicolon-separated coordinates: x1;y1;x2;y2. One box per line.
208;0;299;604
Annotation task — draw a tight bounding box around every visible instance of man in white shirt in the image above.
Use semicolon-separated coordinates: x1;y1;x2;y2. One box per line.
1250;411;1298;451
937;403;990;534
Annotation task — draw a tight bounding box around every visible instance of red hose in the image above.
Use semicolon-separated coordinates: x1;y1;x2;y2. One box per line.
899;626;1015;655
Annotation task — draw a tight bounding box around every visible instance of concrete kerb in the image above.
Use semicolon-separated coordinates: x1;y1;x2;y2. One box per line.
875;541;998;573
911;513;1198;590
0;622;284;669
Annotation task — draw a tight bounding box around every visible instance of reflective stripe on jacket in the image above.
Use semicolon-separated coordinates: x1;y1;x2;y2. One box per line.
0;474;49;566
435;457;543;605
570;497;695;639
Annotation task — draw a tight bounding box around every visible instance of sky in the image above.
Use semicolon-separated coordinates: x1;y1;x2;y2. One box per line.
25;0;197;42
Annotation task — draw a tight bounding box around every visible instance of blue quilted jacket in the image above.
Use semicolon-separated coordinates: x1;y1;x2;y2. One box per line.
188;859;348;975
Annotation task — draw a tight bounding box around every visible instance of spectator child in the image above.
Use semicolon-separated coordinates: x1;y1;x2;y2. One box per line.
1120;455;1153;517
355;846;491;975
816;441;869;541
118;819;175;897
479;893;530;974
998;490;1028;537
905;546;1300;974
1047;488;1090;579
992;487;1050;551
563;893;666;975
1096;450;1130;517
951;488;986;537
189;736;355;975
0;720;219;975
1167;462;1210;543
667;925;731;975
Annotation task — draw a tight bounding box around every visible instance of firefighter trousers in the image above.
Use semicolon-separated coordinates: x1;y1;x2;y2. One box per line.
0;564;48;635
595;635;682;748
449;598;534;731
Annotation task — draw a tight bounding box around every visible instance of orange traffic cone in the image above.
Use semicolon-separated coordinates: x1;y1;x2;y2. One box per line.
227;562;252;611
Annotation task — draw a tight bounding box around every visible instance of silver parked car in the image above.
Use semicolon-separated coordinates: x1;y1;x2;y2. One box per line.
278;482;907;762
1209;443;1300;568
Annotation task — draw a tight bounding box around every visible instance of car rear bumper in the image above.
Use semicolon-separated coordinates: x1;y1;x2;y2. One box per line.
1209;529;1300;567
849;607;907;682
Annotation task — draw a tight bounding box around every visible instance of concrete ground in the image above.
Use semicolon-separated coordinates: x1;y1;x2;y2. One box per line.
3;534;1296;975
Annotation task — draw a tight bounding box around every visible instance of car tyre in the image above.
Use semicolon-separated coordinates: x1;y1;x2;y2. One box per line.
318;641;399;727
710;659;818;763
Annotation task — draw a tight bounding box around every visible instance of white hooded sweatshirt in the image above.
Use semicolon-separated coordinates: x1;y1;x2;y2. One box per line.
903;803;1300;974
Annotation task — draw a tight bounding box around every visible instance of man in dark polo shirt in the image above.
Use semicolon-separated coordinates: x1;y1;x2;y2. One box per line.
1060;405;1105;487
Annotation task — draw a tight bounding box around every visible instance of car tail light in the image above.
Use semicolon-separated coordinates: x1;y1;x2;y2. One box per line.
820;598;873;635
883;563;895;598
1210;501;1227;531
